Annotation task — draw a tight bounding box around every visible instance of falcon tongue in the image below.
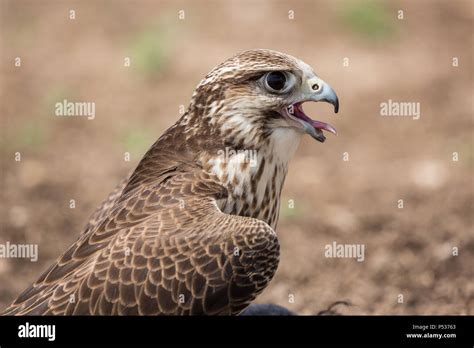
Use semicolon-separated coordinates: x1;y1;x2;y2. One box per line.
310;119;337;136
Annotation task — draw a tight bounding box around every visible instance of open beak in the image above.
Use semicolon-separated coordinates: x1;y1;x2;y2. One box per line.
282;77;339;143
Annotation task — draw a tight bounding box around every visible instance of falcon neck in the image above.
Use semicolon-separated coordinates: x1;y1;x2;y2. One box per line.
204;128;302;230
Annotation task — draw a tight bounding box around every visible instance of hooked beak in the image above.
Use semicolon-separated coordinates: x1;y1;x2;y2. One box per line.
281;77;339;143
307;77;339;114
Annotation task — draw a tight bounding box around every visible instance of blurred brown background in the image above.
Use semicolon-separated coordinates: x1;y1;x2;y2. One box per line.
0;0;472;314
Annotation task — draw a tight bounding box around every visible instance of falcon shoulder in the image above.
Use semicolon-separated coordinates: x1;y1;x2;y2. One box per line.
81;174;130;236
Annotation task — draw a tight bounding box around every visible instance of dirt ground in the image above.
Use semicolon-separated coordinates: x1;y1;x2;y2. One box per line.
0;0;472;314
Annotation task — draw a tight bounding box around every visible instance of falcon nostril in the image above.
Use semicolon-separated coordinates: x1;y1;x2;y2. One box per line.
312;83;320;91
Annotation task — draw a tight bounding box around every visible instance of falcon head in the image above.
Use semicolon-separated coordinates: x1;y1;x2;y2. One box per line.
188;49;339;147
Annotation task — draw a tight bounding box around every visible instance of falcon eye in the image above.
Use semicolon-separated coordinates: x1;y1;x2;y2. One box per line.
264;71;290;93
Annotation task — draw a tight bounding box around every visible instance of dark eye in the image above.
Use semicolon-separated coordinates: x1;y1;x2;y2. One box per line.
264;71;288;92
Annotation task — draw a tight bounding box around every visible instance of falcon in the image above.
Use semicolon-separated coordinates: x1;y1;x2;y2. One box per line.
3;49;339;315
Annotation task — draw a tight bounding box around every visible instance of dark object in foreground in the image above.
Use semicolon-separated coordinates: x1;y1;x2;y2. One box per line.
240;303;295;316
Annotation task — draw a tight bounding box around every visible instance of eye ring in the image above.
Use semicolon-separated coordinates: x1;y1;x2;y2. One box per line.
263;71;294;94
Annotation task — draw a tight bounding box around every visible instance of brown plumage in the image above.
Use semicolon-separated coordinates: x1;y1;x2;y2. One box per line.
3;49;339;315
